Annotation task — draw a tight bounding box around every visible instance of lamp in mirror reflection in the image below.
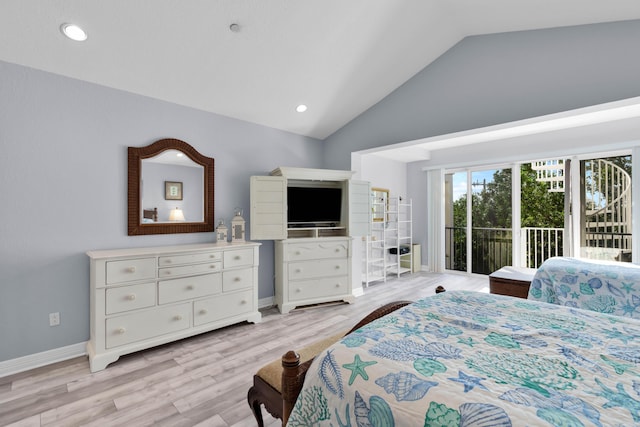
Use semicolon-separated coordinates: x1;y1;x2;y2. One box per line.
231;207;245;242
169;207;185;221
216;219;228;244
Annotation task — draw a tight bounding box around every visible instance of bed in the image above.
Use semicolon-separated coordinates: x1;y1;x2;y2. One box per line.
284;290;640;426
143;207;158;223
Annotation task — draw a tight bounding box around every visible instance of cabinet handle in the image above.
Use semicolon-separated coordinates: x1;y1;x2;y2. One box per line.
164;270;172;275
209;254;217;258
295;251;301;255
186;285;194;291
295;269;301;273
127;266;136;273
116;327;126;335
165;259;172;264
210;264;217;269
199;309;208;315
335;265;341;269
296;288;301;293
234;255;241;260
126;294;136;301
241;300;247;304
335;248;340;252
335;283;341;288
234;277;241;282
173;315;183;321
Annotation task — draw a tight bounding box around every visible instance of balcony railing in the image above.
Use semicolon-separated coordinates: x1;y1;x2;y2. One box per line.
447;226;632;273
445;226;512;275
521;227;563;269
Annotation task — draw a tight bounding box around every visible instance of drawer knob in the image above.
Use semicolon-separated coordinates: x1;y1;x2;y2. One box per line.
335;248;340;252
296;288;301;293
209;254;216;258
234;255;241;260
241;300;247;304
164;270;172;275
335;283;341;288
199;309;208;315
295;269;301;273
186;285;194;291
165;259;172;264
116;328;126;335
173;315;183;321
295;251;301;255
210;264;217;269
126;294;136;301
234;277;241;282
335;265;341;269
127;266;136;273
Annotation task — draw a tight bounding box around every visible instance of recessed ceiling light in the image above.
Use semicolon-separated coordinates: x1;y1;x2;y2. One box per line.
296;104;308;113
176;152;184;157
60;23;87;41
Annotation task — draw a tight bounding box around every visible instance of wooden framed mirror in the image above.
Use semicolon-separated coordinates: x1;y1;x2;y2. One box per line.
128;138;215;235
371;187;389;222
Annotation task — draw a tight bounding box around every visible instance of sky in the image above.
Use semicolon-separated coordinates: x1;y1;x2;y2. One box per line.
452;169;496;200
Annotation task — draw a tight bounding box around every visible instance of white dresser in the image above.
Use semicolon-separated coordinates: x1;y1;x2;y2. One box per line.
275;237;354;314
87;242;261;372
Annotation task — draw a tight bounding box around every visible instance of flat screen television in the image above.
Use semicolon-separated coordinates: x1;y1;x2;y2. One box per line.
287;186;342;227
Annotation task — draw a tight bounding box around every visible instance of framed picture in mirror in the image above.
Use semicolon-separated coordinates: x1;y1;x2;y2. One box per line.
165;181;183;200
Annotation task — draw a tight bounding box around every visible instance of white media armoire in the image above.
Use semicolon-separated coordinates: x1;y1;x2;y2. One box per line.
250;167;370;313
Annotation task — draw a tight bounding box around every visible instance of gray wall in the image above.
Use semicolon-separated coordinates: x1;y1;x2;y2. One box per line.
0;60;323;362
324;20;640;170
324;19;640;270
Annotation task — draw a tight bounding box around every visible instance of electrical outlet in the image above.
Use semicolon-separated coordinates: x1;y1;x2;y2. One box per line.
49;312;60;327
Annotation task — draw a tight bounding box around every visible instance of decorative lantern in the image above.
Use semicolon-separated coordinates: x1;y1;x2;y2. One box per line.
231;207;246;242
215;219;228;244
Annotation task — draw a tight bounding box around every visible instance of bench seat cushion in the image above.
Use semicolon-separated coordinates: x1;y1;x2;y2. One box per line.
256;330;348;391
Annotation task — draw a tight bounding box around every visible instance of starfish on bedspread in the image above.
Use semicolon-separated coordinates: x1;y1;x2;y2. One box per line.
448;370;488;393
343;354;377;386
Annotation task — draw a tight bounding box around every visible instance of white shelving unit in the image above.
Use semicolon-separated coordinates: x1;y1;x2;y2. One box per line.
386;197;413;277
363;194;412;286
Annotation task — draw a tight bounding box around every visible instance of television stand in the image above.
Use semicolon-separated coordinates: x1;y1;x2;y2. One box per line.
287;225;347;238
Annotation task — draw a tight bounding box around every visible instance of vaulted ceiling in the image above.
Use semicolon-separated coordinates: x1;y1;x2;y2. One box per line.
2;1;640;140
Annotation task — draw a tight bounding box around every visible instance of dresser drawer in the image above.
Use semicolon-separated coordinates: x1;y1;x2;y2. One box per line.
158;262;221;279
158;251;222;267
223;248;254;268
106;257;156;285
288;259;348;280
193;289;254;326
158;273;222;305
105;282;156;315
105;303;191;348
287;241;348;261
288;276;349;302
222;267;254;292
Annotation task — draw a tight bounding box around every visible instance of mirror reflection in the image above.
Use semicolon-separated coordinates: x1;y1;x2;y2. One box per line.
141;150;205;223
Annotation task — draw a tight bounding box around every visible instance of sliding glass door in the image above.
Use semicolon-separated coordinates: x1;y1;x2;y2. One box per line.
444;152;632;275
445;168;512;274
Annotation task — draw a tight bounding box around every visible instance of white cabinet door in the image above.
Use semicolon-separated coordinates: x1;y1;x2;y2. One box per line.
250;176;287;240
348;180;371;237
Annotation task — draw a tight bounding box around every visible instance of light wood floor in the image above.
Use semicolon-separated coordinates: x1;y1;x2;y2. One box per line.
0;272;488;427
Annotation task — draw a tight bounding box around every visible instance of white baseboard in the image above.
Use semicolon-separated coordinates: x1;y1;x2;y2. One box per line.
0;342;87;378
258;296;275;309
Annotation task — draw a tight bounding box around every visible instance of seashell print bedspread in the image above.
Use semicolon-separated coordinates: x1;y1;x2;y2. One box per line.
286;291;640;426
528;256;640;319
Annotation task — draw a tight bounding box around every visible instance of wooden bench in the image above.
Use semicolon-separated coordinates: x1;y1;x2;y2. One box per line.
247;300;412;426
489;266;537;299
